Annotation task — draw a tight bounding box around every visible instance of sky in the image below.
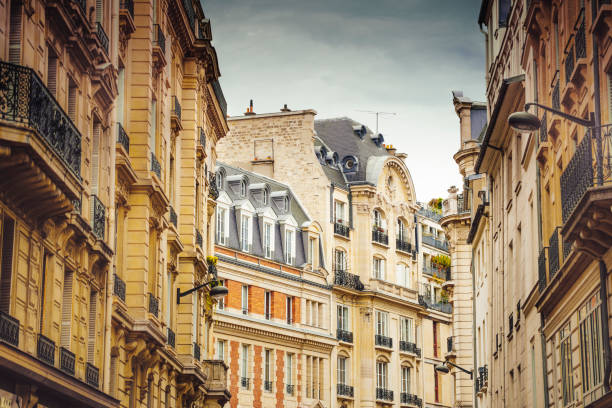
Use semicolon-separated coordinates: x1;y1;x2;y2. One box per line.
205;0;486;203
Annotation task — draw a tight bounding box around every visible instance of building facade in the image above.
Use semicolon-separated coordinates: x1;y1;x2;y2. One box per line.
0;0;230;406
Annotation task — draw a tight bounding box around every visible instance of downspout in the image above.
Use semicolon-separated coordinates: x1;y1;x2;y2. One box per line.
471;252;478;408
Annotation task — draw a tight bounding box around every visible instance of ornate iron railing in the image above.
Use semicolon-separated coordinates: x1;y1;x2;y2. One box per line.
117;123;130;153
193;342;201;360
96;22;109;54
337;384;354;397
286;384;295;395
334;270;364;291
422;235;448;251
169;206;178;227
86;362;99;388
565;44;575;84
241;377;250;389
423;264;450;280
153;24;165;54
548;227;561;279
552;80;560;110
337;329;353;343
151;153;161;178
575;12;586;61
417;207;442;221
119;0;134;18
113;274;126;302
418;292;453;314
208;171;219;200
0;312;19;347
148;293;159;317
538;247;548;291
37;334;55;365
372;229;389;245
396;239;411;253
334;222;350;237
90;195;105;240
199;127;206;149
167;328;175;348
211;80;227;119
264;380;273;391
60;347;75;375
195;229;203;248
376;388;393;401
540;112;548;142
172;95;181;120
400;393;422;407
400;341;421;357
0;61;82;178
375;334;393;348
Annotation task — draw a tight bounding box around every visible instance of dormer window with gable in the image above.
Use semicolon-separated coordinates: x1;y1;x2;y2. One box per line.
263;222;274;259
241;214;252;252
216;171;224;189
285;229;295;265
263;188;269;205
216;206;229;245
240;180;247;197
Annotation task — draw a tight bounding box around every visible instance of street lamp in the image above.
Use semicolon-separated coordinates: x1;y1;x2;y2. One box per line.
177;280;228;304
435;360;473;379
508;102;595;131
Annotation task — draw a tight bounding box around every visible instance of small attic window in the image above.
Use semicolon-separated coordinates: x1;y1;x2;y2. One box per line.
352;124;366;139
345;158;355;170
263;188;269;205
342;155;358;173
371;133;384;147
240;180;247;197
284;196;289;210
216;171;224;189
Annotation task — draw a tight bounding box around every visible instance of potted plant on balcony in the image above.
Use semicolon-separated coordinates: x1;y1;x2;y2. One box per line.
431;254;450;271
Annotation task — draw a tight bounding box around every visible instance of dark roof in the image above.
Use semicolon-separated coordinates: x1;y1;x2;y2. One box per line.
314;117;389;184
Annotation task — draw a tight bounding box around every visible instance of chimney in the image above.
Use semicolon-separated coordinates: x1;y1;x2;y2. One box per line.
280;104;291;112
245;99;256;116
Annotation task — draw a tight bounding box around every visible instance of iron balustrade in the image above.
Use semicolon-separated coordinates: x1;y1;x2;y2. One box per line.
113;274;126;302
0;312;19;347
120;0;134;18
540;112;548;142
422;235;448;251
337;384;354;397
334;222;350;237
423;264;450;280
552;80;560;110
148;293;159;317
172;95;182;120
417;207;442;221
375;334;393;348
90;195;105;240
418;291;453;314
0;61;82;178
376;388;393;401
538;247;548;291
264;381;273;392
400;393;422;407
575;11;587;61
96;22;109;54
565;44;575;85
241;377;250;389
37;334;55;366
372;229;389;245
151;153;161;178
337;329;353;343
193;342;201;360
286;384;295;395
196;229;203;248
117;123;130;153
153;24;165;54
199;127;206;149
399;341;421;357
169;206;178;227
334;270;365;291
548;227;562;279
60;347;75;375
211;80;227;119
167;328;175;348
396;239;412;253
209;172;219;200
86;362;100;388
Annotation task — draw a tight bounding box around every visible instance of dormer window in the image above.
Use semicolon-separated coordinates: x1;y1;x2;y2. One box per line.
341;156;358;173
216;171;224;189
263;189;269;205
285;229;295;265
240;214;252;252
284;197;289;211
263;222;274;259
240;180;247;197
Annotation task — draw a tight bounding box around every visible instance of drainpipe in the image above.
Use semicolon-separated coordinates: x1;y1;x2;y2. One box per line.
471;252;478;408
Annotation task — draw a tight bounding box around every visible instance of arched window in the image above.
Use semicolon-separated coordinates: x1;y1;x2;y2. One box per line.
401;365;411;394
216;171;224;189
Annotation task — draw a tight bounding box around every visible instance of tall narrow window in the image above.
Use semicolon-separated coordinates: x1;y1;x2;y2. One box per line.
60;269;74;348
68;79;78;123
0;215;16;314
579;292;604;399
264;291;271;319
376;361;387;390
240;215;250;252
216;207;227;245
286;353;293;387
400;317;414;343
373;209;383;229
337;305;349;331
150;99;157;155
192;293;198;344
286;296;293;325
91;120;102;194
47;49;57;96
397;219;405;242
397;263;409;287
241;345;249;387
308;237;315;265
166;271;172;326
39;251;49;332
373;257;385;280
96;0;104;23
8;0;22;64
607;71;612;122
241;285;248;314
334;249;346;272
285;229;294;265
88;291;97;363
335;201;346;224
560;322;575;405
264;222;273;258
169;154;175;204
376;311;388;337
216;340;225;360
435;371;440;402
338;356;347;385
117;68;124;123
433;321;439;357
264;349;272;391
401;366;411;394
554;15;560;71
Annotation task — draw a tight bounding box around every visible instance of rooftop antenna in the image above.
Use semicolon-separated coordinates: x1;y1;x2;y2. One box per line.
356;110;397;134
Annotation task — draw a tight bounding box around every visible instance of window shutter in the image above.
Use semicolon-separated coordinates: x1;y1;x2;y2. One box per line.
96;0;103;23
0;215;16;313
68;81;77;122
47;53;57;96
60;270;74;347
88;291;97;363
8;0;22;64
91;122;101;194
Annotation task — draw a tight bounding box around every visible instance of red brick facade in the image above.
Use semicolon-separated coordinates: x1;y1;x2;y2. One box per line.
275;350;285;408
253;345;263;408
229;341;240;408
249;285;266;315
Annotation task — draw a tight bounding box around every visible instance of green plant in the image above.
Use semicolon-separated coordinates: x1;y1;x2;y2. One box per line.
206;255;218;265
431;254;450;269
427;197;443;214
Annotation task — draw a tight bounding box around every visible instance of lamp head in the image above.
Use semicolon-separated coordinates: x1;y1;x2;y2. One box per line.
508;111;541;132
210;284;229;299
435;362;450;374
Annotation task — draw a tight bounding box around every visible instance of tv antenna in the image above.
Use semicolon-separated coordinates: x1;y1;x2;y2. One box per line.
356;110;397;134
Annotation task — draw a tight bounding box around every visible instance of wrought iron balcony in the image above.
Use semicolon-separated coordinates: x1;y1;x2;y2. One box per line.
37;334;55;366
418;291;453;314
375;334;393;348
337;383;354;397
259;380;271;391
540;112;548;143
209;171;219;200
422;235;448;251
334;222;350;237
90;194;105;240
376;388;393;401
86;362;99;388
423;264;450;280
372;228;389;245
0;311;19;347
117;123;130;153
153;24;165;54
167;328;175;348
400;393;422;407
241;377;250;389
113;274;126;302
0;61;82;178
575;14;587;61
399;341;421;357
565;45;575;85
119;0;134;19
396;239;411;253
172;96;182;121
199;127;206;149
96;22;109;54
60;347;75;375
169;206;178;227
548;227;561;279
337;329;353;343
334;270;364;291
196;229;203;248
418;207;442;221
193;342;201;360
148;292;159;317
552;79;560;110
286;384;294;395
211;79;227;119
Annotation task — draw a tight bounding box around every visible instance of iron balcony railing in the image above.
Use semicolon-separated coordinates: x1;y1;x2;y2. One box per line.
376;388;393;401
193;342;201;360
399;341;421;357
375;334;393;348
90;194;105;240
199;127;206;149
60;347;75;375
561;129;612;223
148;293;159;317
153;24;165;54
209;171;219;200
172;95;182;120
86;362;100;388
400;393;422;407
423;264;450;280
334;270;365;291
548;227;561;279
372;228;389;245
337;329;353;343
196;229;203;248
334;222;350;237
565;42;575;85
418;293;453;314
286;384;295;395
113;274;126;302
151;153;161;178
96;22;109;54
37;334;55;366
422;235;449;251
169;206;178;227
417;207;442;221
396;239;411;253
540;111;548;143
337;384;354;397
167;328;175;348
241;377;250;389
0;61;82;178
0;311;19;347
552;78;560;110
264;380;273;392
564;9;585;84
117;123;130;153
119;0;134;19
211;79;227;119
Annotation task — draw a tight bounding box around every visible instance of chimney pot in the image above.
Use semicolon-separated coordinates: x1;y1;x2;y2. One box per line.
280;104;291;112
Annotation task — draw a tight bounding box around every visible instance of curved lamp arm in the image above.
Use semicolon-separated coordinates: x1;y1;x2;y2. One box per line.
445;360;473;379
177;281;214;304
525;102;594;128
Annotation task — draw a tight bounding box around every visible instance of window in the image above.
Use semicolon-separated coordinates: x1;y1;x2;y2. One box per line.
47;49;57;96
166;271;173;324
91;120;102;194
216;171;224;189
396;263;410;287
264;291;271;319
397;219;406;242
263;188;269;205
554;14;560;71
560;323;574;405
401;366;411;394
0;215;16;313
400;317;414;343
334;249;346;272
433;321;439;357
286;353;293;387
285;229;295;265
579;292;604;398
87;291;97;363
216;207;227;245
240;180;247;197
264;222;273;258
150;99;157;155
240;215;251;252
376;361;388;389
506;152;513;202
373;257;385;280
435;371;440;402
192;293;199;344
8;0;22;64
498;0;510;27
337;305;349;331
308;237;315;264
376;311;388;336
241;285;248;314
216;340;225;360
286;296;293;325
338;356;347;386
68;78;78;128
60;269;74;347
335;201;346;224
265;349;272;391
373;209;384;230
241;345;249;386
217;279;225;310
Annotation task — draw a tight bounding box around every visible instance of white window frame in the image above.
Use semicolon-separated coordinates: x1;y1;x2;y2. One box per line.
216;206;229;245
241;344;249;384
308;237;315;265
240;180;247;197
373;257;385;280
560;322;574;406
396;263;410;287
263;222;274;259
376;361;388;389
400;316;414;343
216;340;225;360
265;349;272;390
286;353;293;386
338;356;347;386
335;249;346;272
401;366;411;393
335;201;346;224
337;305;349;331
240;214;252;252
241;285;248;314
376;311;388;336
285;229;295;265
579;292;604;400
